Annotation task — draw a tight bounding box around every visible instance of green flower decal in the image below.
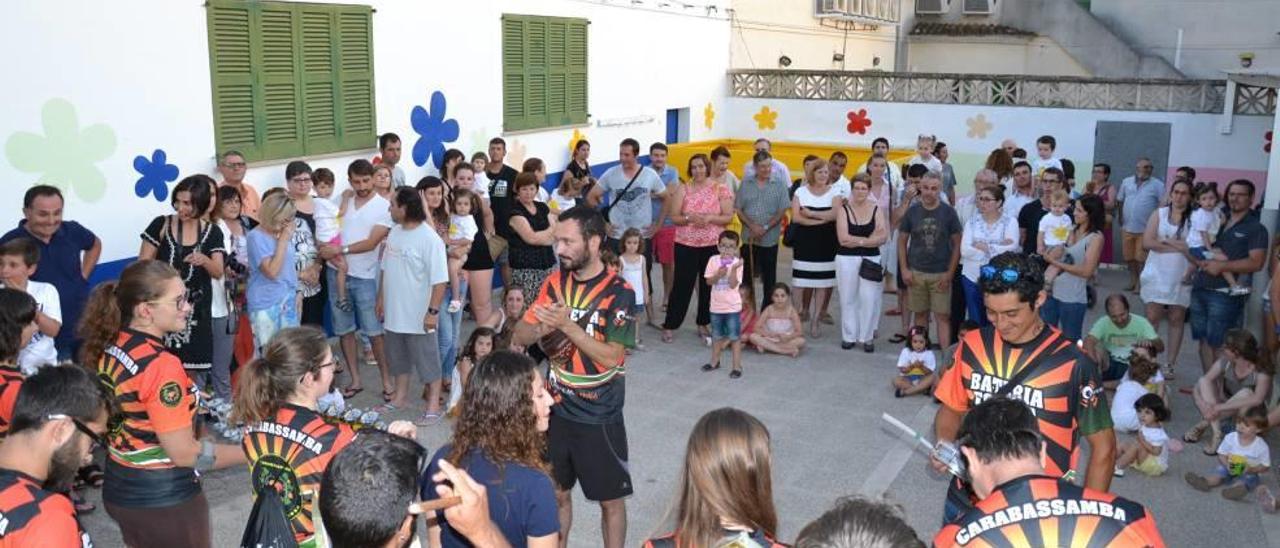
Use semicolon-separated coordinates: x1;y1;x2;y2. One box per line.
5;98;117;202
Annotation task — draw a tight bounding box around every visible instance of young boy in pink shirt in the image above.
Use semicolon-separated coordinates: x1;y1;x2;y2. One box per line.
701;231;745;379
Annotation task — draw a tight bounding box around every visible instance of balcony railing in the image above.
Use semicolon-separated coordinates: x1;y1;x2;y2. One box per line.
729;69;1277;115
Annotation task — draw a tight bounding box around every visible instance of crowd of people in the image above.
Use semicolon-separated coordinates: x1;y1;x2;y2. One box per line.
0;125;1275;546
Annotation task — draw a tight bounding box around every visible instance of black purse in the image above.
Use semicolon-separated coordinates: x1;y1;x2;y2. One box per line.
859;259;885;282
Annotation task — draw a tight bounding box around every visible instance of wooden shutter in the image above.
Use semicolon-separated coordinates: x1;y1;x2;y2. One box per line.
255;4;305;160
207;2;259;160
300;8;339;153
565;19;588;125
334;6;376;152
502;15;529;131
502;14;588;132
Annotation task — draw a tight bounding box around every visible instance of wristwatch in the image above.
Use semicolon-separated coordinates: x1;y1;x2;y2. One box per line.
341;245;350;255
427;307;439;316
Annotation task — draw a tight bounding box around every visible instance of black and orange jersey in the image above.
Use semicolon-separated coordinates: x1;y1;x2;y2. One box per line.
935;475;1165;548
0;468;92;547
0;366;24;438
524;268;636;424
242;403;357;546
938;325;1111;482
94;329;196;470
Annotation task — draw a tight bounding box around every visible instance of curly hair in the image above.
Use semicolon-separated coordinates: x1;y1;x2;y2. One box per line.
447;350;549;476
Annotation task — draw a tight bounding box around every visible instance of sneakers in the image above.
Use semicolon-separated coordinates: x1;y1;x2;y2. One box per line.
1113;467;1126;478
447;299;463;313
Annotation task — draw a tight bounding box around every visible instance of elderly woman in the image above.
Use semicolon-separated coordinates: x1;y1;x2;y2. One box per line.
1184;329;1273;455
833;173;888;351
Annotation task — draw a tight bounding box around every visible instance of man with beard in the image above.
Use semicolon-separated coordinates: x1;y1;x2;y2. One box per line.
0;365;109;547
513;205;637;548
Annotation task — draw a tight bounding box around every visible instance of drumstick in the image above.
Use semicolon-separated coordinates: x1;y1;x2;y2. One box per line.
410;496;462;513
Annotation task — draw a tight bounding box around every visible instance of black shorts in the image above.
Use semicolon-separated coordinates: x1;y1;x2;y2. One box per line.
546;414;632;501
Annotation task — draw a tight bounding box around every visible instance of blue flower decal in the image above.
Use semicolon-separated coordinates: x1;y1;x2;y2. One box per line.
133;148;179;202
410;91;460;169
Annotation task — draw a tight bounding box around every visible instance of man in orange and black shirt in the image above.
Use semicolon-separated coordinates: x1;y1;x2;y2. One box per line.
514;206;637;548
936;397;1164;547
0;366;109;547
932;252;1116;524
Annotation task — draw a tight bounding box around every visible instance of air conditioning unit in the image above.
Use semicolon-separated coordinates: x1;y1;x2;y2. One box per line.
915;0;948;16
817;0;849;16
962;0;996;15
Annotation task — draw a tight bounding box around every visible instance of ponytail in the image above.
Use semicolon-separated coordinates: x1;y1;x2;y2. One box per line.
230;326;329;424
77;261;179;366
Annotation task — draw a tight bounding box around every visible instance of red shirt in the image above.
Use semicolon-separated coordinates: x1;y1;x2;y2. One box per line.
0;367;23;438
0;468;91;547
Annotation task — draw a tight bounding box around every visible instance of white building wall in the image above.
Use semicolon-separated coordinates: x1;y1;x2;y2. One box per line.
907;37;1093;77
0;0;730;269
730;0;901;71
1091;0;1280;79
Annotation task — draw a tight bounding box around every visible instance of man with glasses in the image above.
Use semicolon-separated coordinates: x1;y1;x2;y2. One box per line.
0;365;108;547
1190;179;1268;372
931;252;1116;524
216;150;260;220
934;397;1163;547
1116;157;1164;292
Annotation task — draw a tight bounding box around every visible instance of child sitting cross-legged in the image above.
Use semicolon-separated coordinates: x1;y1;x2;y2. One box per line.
1111;351;1161;433
1114;393;1171;477
893;325;936;398
1185;404;1271;501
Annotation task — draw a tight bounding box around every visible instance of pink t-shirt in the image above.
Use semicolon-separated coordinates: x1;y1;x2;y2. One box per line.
704;254;743;314
675;182;734;247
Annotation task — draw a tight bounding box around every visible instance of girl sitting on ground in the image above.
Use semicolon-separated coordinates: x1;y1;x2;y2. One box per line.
1114;393;1171;478
739;285;758;350
747;283;805;357
1111;351;1161;433
447;327;496;416
893;325;936;398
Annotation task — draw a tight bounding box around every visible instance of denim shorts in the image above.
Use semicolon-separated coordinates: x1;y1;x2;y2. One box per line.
710;312;741;341
1189;288;1245;348
327;268;383;337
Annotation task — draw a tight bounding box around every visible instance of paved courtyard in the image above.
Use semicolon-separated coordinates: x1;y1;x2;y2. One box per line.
81;265;1280;547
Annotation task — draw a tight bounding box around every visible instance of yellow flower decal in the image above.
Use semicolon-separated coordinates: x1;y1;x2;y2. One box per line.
753;106;778;131
703;103;715;129
966;113;994;139
568;128;588;154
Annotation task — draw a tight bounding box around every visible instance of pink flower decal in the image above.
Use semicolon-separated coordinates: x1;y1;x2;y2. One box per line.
846;109;872;135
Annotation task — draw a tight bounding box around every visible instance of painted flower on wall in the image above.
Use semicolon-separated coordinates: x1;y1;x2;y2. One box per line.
5;98;117;202
704;103;715;129
568;128;588;154
410;91;460;169
846;108;872;135
1266;130;1272;153
965;114;993;139
753;106;778;131
133;149;179;202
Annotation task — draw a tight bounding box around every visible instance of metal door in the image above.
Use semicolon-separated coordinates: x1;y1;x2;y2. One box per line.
1092;121;1171;264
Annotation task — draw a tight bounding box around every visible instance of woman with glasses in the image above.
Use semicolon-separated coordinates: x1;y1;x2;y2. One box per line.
421;350;558;548
284;161;330;328
138;174;226;384
959;185;1019;326
79;260;247;547
247;192;300;350
232;326;416;547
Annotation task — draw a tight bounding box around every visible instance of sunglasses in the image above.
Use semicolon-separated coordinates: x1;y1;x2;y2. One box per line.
980;265;1021;283
47;414;106;451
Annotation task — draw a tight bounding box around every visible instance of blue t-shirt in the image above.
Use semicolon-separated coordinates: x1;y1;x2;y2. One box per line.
246;228;296;312
421;446;558;548
1;221;97;351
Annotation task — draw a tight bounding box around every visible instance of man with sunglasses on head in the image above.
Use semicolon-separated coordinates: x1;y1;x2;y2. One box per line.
935;397;1163;547
931;252;1116;525
0;365;108;547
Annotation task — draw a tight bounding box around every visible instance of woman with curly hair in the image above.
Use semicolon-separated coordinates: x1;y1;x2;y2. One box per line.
421;350;558;548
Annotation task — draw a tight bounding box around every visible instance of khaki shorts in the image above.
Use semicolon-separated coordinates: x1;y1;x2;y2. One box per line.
907;270;951;315
1122;232;1147;263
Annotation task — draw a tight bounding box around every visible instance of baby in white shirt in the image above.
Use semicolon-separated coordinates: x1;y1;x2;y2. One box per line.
1038;190;1074;285
447;190;480;313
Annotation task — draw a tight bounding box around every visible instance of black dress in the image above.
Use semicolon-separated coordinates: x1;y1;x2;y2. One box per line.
141;216;225;370
292;211;327;327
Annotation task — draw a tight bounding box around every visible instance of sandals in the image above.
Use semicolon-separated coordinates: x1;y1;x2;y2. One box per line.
1183;421;1208;443
414;411;443;426
661;330;674;344
77;465;104;489
71;491;95;514
341;386;364;398
729;369;742;379
701;363;720;372
888;333;908;344
382;390;394;403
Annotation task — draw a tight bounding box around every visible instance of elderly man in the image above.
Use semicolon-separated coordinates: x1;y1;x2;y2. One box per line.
1083;293;1163;382
742;138;791;187
0;185;101;362
1116;157;1164;292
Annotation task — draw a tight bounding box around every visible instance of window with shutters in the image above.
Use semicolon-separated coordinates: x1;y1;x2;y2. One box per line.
206;0;376;162
502;14;588;132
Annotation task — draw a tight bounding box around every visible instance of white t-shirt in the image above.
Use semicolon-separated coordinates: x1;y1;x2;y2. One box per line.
473;172;491;201
339;194;393;280
896;348;936;375
831;175;852;201
449;214;478;242
1038;212;1073;247
1032;156;1063;179
535;186;550;204
548;191;578;215
313;197;341;244
1140;425;1170;468
906;155;943;174
1218;432;1271;468
16;280;60;375
381;223;448;334
1187;208;1221;249
209;220;231;320
1004;190;1035;222
1110;380;1147;433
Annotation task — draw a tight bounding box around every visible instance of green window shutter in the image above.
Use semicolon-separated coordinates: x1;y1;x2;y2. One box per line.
502;15;529;131
207;2;260;160
566;20;588;125
524;18;549;130
546;19;569;126
333;6;376;152
299;8;339;154
254;4;305;160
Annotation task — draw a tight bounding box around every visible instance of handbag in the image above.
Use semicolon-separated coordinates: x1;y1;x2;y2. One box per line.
858;259;885;282
601;166;645;223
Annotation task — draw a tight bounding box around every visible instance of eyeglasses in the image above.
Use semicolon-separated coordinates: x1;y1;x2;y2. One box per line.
980;265;1021;283
148;291;196;310
977;197;997;203
224;162;247;169
289;176;313;184
47;414;106;451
